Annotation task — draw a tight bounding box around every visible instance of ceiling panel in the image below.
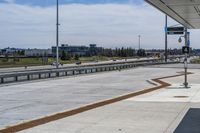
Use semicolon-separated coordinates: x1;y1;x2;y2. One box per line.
145;0;200;29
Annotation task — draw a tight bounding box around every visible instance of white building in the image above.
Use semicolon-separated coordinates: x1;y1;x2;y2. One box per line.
25;49;52;57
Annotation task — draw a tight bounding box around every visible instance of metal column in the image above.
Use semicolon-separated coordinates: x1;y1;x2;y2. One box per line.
184;27;188;88
165;15;168;62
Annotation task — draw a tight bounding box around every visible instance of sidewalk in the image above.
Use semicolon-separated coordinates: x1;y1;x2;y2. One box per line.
18;69;200;133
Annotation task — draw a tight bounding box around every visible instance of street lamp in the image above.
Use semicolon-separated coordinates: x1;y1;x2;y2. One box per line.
56;0;60;69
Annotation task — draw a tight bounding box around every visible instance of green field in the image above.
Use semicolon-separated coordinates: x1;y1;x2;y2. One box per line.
191;58;200;64
0;56;126;68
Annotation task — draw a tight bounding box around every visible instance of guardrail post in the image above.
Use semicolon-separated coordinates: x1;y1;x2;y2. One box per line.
39;74;41;79
56;72;59;77
1;78;4;83
27;75;30;80
15;76;18;81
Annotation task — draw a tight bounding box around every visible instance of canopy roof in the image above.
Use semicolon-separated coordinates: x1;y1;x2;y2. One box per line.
145;0;200;29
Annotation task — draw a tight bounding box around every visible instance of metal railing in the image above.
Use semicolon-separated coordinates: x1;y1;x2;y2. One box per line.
0;59;178;84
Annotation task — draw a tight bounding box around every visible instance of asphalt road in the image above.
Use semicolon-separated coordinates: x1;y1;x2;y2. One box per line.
0;58;153;74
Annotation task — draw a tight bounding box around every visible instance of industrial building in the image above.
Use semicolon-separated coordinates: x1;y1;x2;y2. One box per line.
52;44;103;57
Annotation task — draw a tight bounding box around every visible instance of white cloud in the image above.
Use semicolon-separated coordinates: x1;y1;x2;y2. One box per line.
3;0;15;3
0;2;199;49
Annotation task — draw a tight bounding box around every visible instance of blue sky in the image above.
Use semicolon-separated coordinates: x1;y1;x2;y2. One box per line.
0;0;199;49
2;0;143;6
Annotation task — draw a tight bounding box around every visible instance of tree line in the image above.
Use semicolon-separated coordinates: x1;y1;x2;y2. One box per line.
60;47;147;61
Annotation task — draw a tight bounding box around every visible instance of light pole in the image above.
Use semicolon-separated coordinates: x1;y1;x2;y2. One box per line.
138;35;141;50
56;0;59;69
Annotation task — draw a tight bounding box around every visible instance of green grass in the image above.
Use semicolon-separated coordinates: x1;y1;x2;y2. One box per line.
0;56;125;68
0;58;45;68
191;58;200;64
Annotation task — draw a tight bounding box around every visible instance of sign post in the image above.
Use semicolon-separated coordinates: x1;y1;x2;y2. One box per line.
183;28;189;88
167;26;190;88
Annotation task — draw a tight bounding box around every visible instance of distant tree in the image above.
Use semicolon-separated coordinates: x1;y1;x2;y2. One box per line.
118;48;121;56
66;52;71;60
137;49;146;57
21;50;25;55
121;47;124;57
74;54;79;60
61;50;67;60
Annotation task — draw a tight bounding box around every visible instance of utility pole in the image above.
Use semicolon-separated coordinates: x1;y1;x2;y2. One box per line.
138;35;141;50
56;0;59;69
165;15;168;62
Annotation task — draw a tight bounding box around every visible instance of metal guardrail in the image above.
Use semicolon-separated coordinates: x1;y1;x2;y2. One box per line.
0;60;178;84
0;58;160;74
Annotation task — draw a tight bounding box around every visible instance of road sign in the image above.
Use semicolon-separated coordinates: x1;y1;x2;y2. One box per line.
167;27;184;35
182;46;190;54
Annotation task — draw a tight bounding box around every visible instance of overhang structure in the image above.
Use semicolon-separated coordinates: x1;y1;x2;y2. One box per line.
145;0;200;29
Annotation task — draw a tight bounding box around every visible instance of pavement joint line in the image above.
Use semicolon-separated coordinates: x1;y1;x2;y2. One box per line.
0;73;193;133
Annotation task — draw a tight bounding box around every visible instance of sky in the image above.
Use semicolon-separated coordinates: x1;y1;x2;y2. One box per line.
0;0;199;49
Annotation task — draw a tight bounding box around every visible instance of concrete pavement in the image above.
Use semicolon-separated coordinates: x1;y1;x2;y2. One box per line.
0;63;199;132
17;67;200;133
0;66;182;129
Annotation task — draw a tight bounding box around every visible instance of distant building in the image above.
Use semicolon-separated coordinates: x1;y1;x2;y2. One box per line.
25;49;52;57
1;47;24;56
52;44;103;57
